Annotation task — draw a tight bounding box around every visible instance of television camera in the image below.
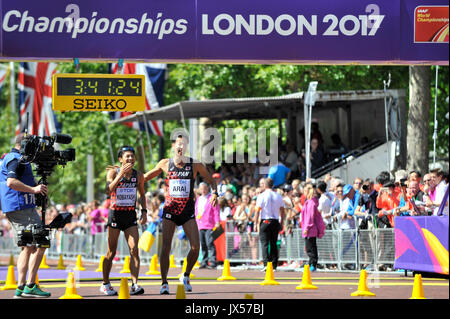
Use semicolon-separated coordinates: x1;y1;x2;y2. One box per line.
17;132;76;248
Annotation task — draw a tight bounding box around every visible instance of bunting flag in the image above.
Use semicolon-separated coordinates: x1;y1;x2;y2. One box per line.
16;62;60;136
0;64;9;92
110;63;166;136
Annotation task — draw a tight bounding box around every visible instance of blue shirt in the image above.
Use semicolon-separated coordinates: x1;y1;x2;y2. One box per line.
0;149;37;213
268;164;290;187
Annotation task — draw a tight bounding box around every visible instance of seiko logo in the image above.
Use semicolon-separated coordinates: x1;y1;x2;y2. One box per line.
73;98;127;110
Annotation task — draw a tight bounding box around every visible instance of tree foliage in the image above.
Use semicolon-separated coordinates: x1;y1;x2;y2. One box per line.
0;62;448;205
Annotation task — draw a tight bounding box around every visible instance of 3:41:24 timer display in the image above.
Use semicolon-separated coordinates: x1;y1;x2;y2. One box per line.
57;77;142;96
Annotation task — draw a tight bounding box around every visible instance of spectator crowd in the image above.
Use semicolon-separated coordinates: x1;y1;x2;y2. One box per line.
1;137;448;272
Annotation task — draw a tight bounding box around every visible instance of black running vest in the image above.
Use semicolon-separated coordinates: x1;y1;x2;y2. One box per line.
110;168;138;211
164;158;195;215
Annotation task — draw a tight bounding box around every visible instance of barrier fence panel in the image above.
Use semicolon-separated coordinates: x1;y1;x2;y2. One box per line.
0;225;398;271
375;228;396;267
358;229;376;270
317;230;339;266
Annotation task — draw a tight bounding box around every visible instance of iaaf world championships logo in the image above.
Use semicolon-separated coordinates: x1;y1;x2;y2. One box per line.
170;127;278;175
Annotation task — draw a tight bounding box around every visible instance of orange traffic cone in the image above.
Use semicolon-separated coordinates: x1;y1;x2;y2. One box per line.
118;278;130;299
59;272;83;299
217;259;236;281
351;269;376;297
73;254;86;271
260;262;279;285
120;256;131;273
176;283;186;299
296;265;318;290
0;265;17;290
145;254;161;275
169;255;177;268
56;254;66;270
95;256;105;272
39;255;50;269
410;274;426;299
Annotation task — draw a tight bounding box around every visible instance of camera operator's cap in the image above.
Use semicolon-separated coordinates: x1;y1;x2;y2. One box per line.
394;169;408;183
343;184;353;196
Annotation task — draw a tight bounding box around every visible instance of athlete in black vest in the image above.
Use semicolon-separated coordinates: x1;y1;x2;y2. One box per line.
144;133;218;295
103;145;147;296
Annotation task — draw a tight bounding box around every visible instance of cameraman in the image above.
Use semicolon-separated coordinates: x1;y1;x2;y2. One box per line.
0;133;51;298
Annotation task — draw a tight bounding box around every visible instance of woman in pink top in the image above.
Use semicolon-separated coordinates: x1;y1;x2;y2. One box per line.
300;186;325;271
88;200;107;235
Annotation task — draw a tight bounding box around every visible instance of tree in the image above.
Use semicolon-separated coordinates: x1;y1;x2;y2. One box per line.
407;66;431;174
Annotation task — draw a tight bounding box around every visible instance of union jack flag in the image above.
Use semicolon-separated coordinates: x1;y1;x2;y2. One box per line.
16;62;60;137
110;63;166;137
0;63;9;92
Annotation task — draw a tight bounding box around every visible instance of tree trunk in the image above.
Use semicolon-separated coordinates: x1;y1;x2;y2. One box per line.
406;66;431;175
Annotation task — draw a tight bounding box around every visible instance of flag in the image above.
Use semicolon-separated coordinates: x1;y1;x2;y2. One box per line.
110;63;166;137
138;221;158;252
0;64;9;93
16;62;61;137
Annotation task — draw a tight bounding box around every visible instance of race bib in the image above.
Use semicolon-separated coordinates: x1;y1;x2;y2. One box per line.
169;179;190;198
116;187;136;206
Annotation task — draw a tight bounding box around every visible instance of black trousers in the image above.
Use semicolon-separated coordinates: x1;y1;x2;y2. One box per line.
259;220;281;268
199;229;216;266
305;237;318;267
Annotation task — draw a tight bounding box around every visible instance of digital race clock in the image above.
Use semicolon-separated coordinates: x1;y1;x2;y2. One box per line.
52;73;145;112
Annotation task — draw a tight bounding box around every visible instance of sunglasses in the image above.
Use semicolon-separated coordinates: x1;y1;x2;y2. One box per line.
121;146;135;153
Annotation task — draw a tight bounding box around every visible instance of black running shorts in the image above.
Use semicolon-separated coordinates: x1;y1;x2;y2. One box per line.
162;210;195;226
107;209;137;231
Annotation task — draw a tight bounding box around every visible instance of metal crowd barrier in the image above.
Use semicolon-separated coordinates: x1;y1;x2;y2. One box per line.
224;224;396;271
0;223;396;271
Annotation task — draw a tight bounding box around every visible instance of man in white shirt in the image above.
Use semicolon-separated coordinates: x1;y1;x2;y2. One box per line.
254;178;285;271
317;181;332;229
428;169;449;216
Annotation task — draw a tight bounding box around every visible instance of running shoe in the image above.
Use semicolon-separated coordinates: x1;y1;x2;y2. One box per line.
130;283;144;295
160;283;170;295
21;284;51;298
100;282;118;296
14;287;24;299
179;274;192;292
